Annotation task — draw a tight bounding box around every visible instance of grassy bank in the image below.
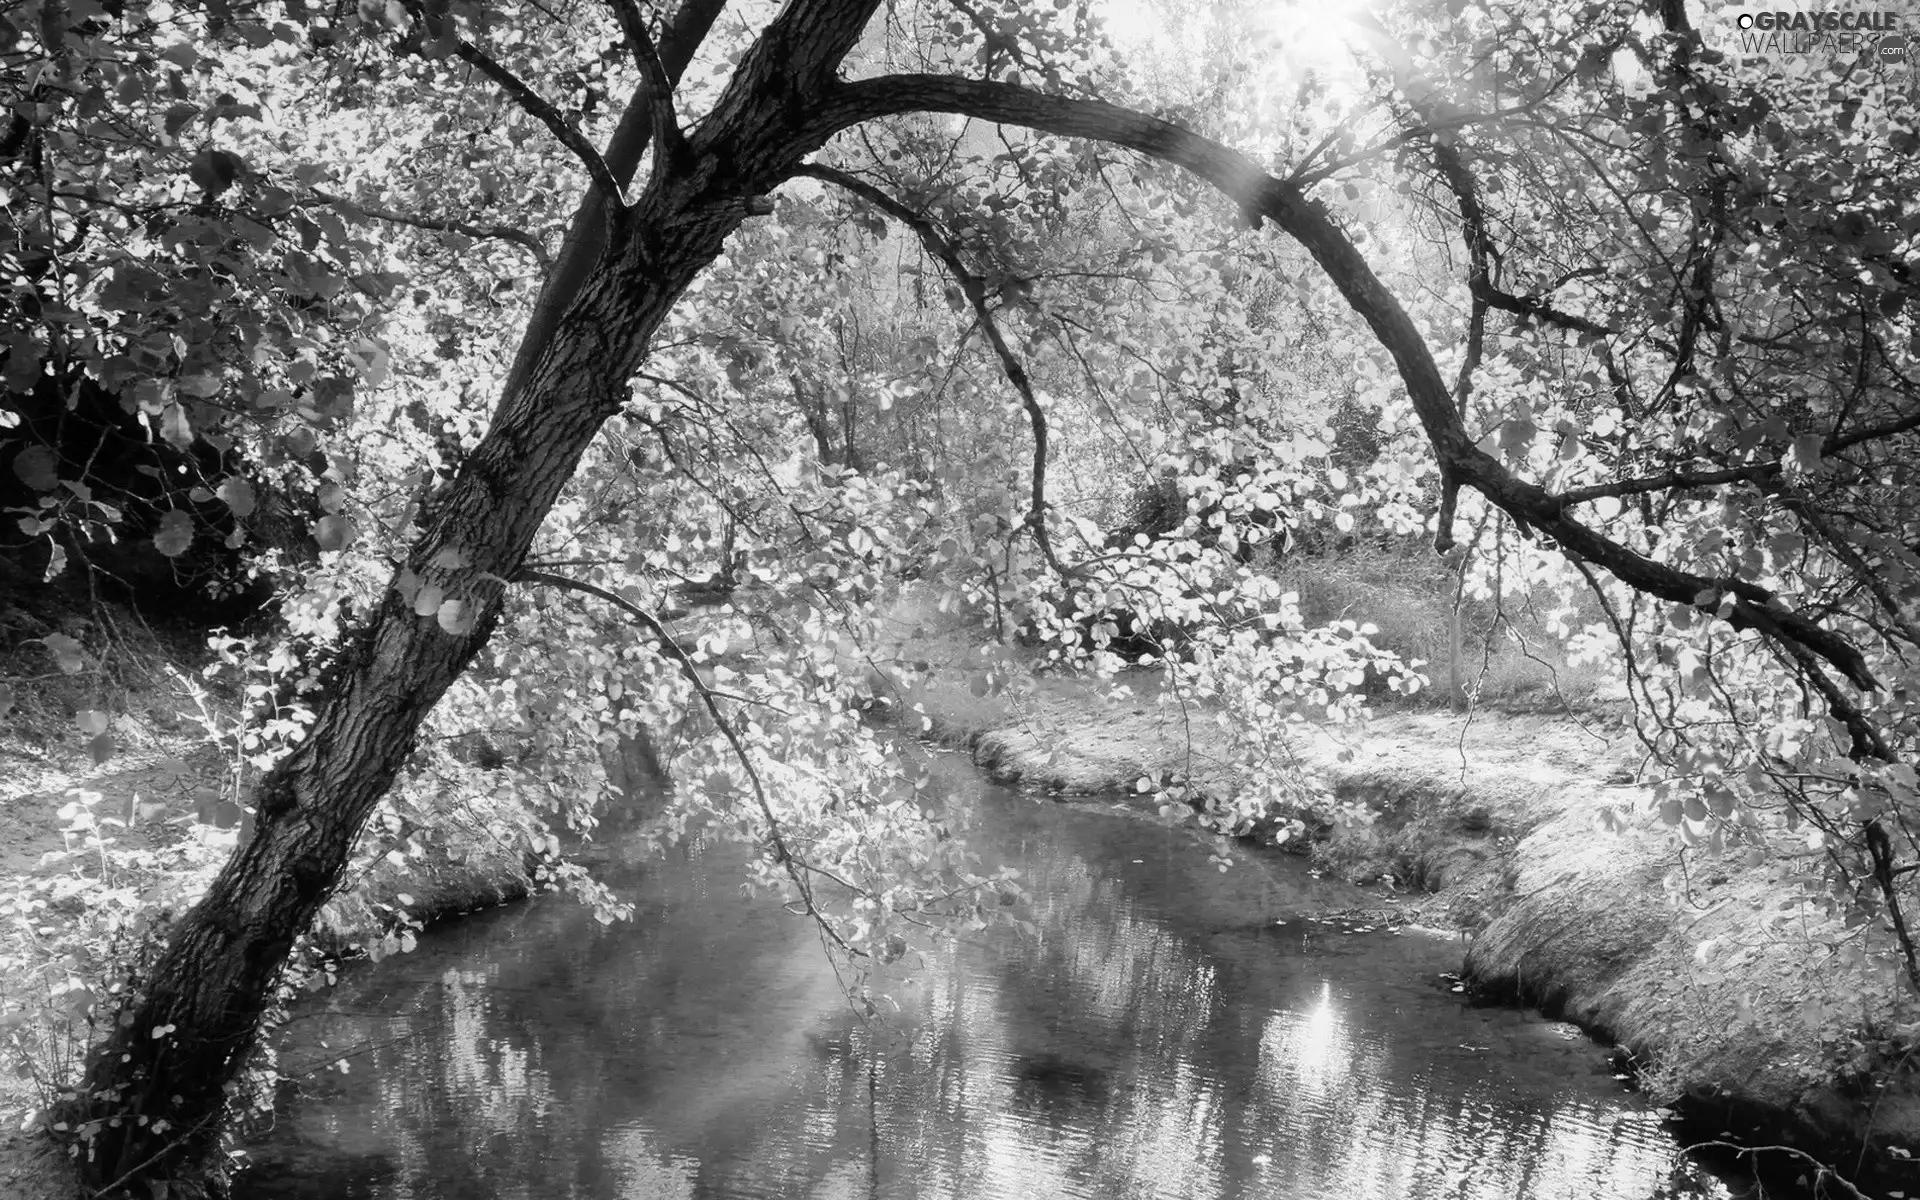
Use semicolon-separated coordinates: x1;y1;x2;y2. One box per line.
880;635;1919;1194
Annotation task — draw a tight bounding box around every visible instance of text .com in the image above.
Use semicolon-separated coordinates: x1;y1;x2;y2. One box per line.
1726;9;1910;61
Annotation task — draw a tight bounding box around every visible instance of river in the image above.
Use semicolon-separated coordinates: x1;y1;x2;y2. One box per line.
234;749;1744;1199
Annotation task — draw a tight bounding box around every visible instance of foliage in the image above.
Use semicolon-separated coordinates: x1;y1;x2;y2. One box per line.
0;0;1915;1190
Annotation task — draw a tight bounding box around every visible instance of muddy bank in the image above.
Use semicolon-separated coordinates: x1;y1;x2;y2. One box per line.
908;676;1920;1194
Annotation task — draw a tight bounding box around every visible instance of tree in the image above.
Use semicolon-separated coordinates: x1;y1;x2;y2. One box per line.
3;0;1913;1190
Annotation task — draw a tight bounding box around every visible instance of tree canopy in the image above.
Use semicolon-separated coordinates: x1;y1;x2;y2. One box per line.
2;0;1916;1191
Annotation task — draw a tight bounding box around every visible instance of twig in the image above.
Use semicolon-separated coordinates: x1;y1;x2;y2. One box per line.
512;568;865;959
309;191;550;270
796;162;1067;577
1679;1140;1868;1200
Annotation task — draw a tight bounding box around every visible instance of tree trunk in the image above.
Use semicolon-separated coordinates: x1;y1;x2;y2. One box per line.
70;1;886;1187
70;265;678;1192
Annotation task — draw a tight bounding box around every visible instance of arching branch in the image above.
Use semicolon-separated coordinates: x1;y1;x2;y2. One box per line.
795;162;1065;576
513;568;866;958
809;73;1881;694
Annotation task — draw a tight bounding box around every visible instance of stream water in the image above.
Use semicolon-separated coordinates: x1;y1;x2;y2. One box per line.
235;750;1744;1200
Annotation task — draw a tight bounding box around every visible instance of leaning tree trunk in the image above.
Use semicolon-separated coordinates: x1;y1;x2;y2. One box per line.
68;265;673;1193
69;1;883;1189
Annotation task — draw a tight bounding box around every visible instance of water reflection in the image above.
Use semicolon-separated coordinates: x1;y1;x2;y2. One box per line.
238;755;1739;1200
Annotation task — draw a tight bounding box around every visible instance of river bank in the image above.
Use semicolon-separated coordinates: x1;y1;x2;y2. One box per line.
0;595;534;1200
6;592;1915;1197
896;667;1920;1195
0;738;531;1200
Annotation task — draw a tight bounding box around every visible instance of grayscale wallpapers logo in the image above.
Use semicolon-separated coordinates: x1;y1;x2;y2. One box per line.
1724;9;1912;64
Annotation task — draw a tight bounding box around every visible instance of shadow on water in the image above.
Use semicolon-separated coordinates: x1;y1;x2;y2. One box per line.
236;750;1758;1200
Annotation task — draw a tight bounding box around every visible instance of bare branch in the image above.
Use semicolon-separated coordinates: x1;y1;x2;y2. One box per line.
309;191;551;271
1557;463;1777;506
797;161;1067;576
420;17;627;212
1556;402;1920;506
514;567;866;959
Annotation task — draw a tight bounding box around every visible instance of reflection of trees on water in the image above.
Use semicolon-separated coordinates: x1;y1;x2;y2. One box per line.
867;812;1729;1200
245;802;1730;1200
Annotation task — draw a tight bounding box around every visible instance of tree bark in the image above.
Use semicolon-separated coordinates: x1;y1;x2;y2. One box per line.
72;0;885;1190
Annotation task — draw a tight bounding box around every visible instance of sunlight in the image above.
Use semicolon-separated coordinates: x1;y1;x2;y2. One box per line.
1258;978;1349;1094
1101;0;1383;84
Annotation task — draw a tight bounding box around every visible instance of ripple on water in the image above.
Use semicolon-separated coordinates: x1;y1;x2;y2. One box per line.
236;763;1744;1200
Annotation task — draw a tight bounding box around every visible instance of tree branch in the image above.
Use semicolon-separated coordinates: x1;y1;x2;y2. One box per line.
513;567;866;959
796;161;1066;576
500;0;725;403
309;191;550;270
412;10;630;216
603;0;688;184
813;73;1881;693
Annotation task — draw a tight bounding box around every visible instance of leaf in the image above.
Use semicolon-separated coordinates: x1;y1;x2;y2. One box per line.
11;444;58;490
76;710;109;736
1787;433;1823;474
176;374;222;399
1496;417;1539;459
216;477;256;518
346;338;391;386
153;510;193;557
313;515;350;552
436;597;474;635
158;402;193;450
163;102;200;137
43;633;87;674
188;148;246;198
412;583;445;617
